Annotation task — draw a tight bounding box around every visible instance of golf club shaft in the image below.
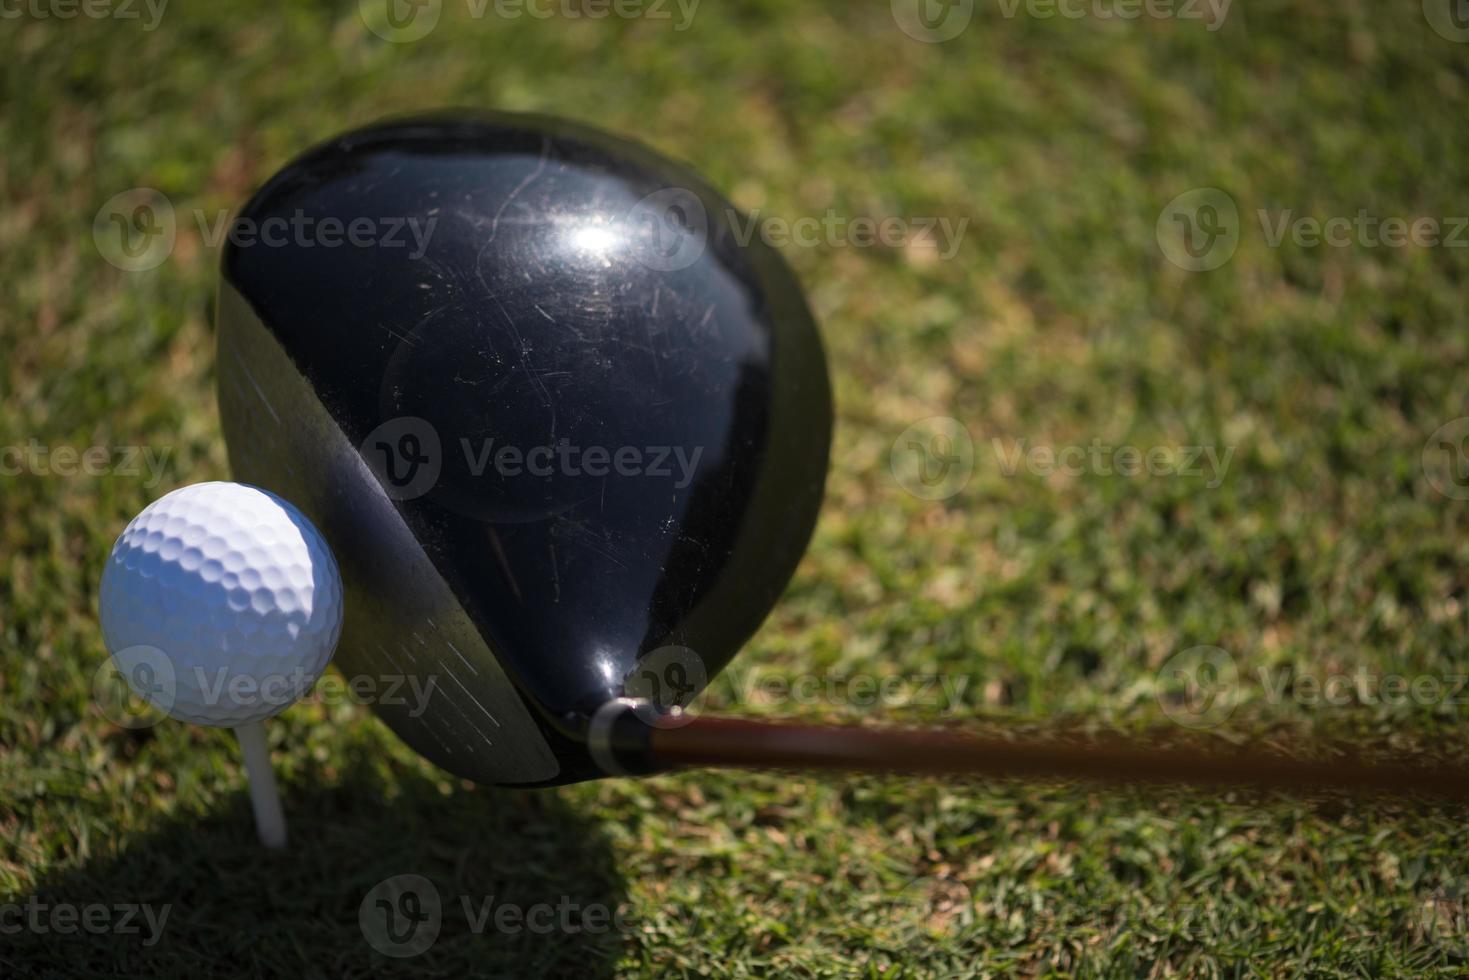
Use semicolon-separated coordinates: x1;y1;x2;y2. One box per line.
645;716;1469;802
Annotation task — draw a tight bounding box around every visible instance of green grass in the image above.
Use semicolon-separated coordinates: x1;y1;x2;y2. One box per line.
5;0;1469;975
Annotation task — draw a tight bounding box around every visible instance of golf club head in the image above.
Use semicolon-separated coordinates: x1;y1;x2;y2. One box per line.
216;112;831;786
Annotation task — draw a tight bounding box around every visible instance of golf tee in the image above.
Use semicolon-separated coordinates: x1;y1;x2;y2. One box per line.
234;722;288;849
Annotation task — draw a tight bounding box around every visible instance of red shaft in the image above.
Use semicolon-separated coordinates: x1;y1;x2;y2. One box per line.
648;717;1469;802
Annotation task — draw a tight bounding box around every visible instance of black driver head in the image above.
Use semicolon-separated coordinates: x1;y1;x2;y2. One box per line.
216;112;831;786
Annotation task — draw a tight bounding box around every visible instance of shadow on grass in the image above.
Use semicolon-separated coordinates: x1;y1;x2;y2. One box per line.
3;757;628;978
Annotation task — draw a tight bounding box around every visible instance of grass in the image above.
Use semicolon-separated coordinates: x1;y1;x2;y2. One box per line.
4;0;1469;975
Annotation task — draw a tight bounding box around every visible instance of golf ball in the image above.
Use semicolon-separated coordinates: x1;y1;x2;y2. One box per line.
98;481;344;727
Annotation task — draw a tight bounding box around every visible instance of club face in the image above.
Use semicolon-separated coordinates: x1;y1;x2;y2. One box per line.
217;112;832;785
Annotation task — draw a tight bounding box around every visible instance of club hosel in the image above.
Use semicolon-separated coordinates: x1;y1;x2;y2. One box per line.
585;698;667;777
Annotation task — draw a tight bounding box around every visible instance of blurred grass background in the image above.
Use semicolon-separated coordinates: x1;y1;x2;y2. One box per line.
4;0;1469;975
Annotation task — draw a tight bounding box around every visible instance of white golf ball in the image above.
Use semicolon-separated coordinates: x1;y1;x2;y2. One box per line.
99;481;344;727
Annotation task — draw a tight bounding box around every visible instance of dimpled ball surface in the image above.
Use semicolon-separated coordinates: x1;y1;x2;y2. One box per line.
99;481;344;727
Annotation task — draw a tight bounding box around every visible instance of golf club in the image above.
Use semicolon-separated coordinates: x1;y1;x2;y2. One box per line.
215;112;1466;805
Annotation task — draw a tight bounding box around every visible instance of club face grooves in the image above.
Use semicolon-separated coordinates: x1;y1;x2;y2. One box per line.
218;282;562;785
